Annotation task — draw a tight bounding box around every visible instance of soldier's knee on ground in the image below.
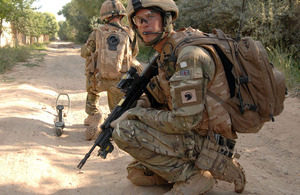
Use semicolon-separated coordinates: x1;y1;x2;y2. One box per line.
126;161;169;186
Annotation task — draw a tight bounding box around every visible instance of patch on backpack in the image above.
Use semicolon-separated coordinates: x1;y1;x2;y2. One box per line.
107;34;120;51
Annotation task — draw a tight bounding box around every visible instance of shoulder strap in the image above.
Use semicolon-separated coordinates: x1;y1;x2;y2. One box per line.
107;23;133;43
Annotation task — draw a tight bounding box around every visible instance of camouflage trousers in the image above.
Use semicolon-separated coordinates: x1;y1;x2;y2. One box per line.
112;119;205;183
85;76;124;115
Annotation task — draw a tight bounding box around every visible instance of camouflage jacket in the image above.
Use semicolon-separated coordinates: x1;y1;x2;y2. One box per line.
125;27;236;139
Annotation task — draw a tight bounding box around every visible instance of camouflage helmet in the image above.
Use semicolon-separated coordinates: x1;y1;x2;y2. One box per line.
126;0;179;28
100;0;127;21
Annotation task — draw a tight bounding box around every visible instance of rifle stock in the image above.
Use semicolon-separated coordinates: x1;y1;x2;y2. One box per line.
77;54;159;169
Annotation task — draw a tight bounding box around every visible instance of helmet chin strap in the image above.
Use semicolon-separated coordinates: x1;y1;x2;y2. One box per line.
145;32;165;46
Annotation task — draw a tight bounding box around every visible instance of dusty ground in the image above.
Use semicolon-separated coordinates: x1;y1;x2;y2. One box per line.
0;42;299;195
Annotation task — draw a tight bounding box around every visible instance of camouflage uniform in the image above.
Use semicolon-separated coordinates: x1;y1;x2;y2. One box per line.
111;0;246;194
112;37;216;180
80;0;142;140
81;22;139;114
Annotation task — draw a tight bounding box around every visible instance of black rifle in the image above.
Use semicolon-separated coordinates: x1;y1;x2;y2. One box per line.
77;54;159;169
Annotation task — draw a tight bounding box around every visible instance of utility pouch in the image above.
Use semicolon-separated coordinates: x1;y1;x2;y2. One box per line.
195;138;234;175
146;76;165;104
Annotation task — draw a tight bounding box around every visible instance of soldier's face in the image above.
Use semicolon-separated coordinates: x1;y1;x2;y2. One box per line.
133;9;163;43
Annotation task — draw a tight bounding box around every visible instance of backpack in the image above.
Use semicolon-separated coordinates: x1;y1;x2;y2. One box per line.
94;24;133;80
171;28;286;133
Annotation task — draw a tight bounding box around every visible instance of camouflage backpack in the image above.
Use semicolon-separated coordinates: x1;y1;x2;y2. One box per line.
170;27;286;134
93;23;133;81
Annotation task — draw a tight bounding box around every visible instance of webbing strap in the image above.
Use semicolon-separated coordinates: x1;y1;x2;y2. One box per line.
207;90;258;114
108;23;134;48
132;0;142;11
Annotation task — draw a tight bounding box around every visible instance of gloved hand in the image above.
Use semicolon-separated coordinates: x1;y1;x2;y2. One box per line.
110;110;130;128
110;96;150;128
136;96;151;108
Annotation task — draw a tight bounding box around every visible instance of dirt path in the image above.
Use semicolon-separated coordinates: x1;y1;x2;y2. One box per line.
0;42;299;195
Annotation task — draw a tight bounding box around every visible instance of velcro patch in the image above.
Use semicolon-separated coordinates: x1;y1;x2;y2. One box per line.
181;89;197;103
174;84;202;108
180;61;188;68
180;70;190;76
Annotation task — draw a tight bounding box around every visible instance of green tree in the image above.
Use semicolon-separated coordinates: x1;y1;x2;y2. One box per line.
58;0;128;43
57;20;76;41
58;0;92;42
43;12;59;39
10;9;58;44
176;0;299;62
0;0;36;44
176;0;242;37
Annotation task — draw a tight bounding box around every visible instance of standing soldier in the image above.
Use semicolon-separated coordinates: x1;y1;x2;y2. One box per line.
110;0;246;194
81;0;141;140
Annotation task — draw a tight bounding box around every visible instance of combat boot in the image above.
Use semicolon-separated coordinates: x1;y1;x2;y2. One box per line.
85;113;102;140
127;160;169;186
212;159;246;193
84;115;93;126
164;170;215;195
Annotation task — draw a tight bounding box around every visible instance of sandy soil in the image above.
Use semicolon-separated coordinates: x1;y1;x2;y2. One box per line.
0;42;299;195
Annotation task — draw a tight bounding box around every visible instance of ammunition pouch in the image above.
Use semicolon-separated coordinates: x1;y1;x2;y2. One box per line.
195;135;238;175
146;76;166;104
195;135;246;193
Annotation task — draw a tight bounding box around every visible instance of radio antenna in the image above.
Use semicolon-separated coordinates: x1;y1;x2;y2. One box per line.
236;0;246;41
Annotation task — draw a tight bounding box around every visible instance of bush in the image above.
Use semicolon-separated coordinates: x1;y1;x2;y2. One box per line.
176;0;299;62
0;46;17;73
0;43;47;74
267;46;300;93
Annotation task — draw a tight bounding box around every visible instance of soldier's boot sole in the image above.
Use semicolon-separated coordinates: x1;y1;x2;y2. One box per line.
213;159;246;193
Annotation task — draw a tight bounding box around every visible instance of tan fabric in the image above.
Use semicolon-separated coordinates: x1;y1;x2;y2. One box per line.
86;78;124;114
112;119;200;182
126;160;169;186
195;138;246;193
94;24;132;80
213;159;246;193
169;27;286;134
100;0;126;20
84;23;141;87
81;22;141;115
84;115;94;126
164;27;235;139
126;0;179;28
111;28;245;194
85;91;100;115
